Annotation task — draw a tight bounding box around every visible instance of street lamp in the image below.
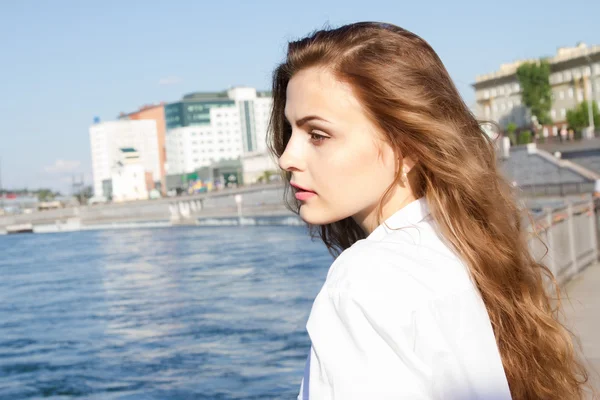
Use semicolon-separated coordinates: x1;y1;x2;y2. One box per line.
583;53;596;139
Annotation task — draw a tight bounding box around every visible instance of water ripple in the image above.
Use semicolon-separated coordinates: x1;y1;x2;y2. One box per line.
0;226;330;399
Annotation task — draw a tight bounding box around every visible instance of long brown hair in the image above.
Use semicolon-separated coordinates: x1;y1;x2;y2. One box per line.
267;22;590;399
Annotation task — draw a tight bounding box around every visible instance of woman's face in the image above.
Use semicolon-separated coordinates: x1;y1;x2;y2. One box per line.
279;67;413;232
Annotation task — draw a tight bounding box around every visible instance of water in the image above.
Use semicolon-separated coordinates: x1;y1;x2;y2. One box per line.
0;226;331;399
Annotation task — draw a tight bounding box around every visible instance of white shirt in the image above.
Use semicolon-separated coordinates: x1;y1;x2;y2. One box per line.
298;198;512;399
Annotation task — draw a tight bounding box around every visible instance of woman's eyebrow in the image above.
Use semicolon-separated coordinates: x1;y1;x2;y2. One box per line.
285;114;331;127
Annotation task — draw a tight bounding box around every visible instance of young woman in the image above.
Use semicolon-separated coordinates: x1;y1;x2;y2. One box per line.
268;22;589;399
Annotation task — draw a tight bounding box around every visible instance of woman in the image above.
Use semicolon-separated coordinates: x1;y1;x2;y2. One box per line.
268;22;589;399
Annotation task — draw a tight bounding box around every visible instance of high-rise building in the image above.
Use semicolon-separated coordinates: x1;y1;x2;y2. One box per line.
89;120;160;198
472;43;600;131
227;87;273;153
165;87;272;175
121;104;167;193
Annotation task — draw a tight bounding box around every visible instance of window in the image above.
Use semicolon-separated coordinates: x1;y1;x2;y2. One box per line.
508;101;513;109
492;104;498;112
551;109;556;119
565;71;572;81
491;89;497;97
577;89;583;102
561;109;566;118
498;87;504;95
500;103;506;111
513;83;520;91
483;90;490;99
192;132;196;136
568;88;574;98
559;90;564;100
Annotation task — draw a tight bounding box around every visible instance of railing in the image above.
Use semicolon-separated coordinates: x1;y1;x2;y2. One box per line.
519;182;596;197
529;197;598;284
533;129;600;145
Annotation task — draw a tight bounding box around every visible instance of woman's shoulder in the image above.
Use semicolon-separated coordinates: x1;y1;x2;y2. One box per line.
324;235;475;304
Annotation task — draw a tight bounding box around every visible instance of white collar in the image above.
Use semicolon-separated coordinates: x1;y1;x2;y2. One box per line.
367;197;430;241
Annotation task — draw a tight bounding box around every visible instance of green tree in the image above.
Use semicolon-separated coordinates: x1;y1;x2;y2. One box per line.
37;189;55;202
506;122;517;144
257;170;276;184
516;61;553;125
518;130;532;145
566;101;600;132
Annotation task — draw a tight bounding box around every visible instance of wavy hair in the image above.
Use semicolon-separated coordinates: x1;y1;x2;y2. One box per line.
267;22;590;399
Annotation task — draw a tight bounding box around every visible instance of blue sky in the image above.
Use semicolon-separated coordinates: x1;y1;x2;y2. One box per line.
0;0;598;193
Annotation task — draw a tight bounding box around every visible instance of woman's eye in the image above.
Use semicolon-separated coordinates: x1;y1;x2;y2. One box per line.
309;131;328;144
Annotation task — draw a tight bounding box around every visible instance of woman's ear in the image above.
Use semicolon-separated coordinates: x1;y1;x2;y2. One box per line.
402;156;417;174
397;154;417;175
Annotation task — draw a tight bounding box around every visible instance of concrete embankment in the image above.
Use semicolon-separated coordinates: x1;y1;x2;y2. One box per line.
0;184;302;233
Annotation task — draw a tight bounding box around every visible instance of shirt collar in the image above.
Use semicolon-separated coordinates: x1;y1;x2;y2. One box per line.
366;197;430;241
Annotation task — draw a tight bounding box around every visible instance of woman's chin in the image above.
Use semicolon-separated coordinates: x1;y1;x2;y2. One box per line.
299;204;345;226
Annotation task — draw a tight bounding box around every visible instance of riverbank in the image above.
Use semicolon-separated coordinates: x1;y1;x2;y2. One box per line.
0;184;303;234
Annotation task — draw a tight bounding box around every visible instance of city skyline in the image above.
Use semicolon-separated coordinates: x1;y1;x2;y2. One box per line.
1;0;599;192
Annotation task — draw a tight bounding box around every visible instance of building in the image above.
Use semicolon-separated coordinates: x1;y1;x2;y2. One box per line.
241;151;279;184
165;159;243;194
227;87;273;154
120;104;167;193
111;148;149;202
89;119;161;198
473;43;600;132
164;87;273;176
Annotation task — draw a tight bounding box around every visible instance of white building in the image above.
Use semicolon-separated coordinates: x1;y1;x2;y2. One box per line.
241;151;279;184
165;106;243;174
89;120;160;197
111;148;148;202
227;87;273;154
473;43;600;130
165;87;273;175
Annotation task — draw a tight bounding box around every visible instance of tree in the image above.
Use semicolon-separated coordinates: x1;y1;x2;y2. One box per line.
74;186;94;204
37;189;55;202
518;130;532;145
566;101;600;132
516;61;553;125
506;122;517;145
257;170;276;184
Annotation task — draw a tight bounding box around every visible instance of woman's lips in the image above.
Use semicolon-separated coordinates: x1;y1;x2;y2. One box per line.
291;182;317;201
295;191;317;201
